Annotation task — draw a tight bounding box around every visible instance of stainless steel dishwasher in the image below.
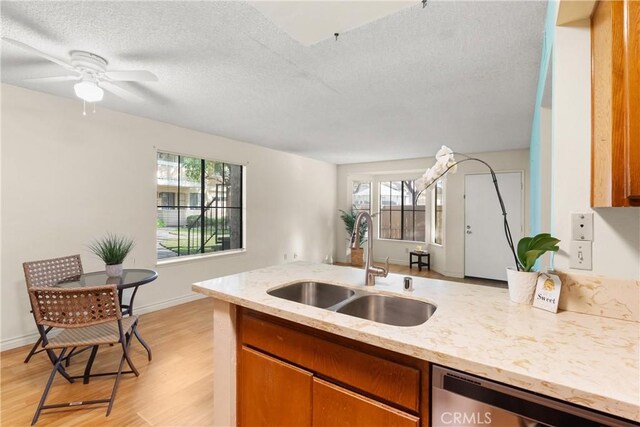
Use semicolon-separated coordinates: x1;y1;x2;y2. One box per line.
432;365;639;427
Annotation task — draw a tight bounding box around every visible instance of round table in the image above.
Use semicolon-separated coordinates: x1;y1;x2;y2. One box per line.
56;268;157;360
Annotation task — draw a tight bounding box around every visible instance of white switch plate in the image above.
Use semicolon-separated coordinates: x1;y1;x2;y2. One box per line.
570;241;592;270
571;212;593;241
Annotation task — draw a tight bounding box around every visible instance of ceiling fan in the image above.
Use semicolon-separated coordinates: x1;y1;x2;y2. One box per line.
2;37;158;103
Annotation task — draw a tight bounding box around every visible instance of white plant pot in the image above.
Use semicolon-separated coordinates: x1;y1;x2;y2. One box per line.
506;267;539;304
105;264;123;278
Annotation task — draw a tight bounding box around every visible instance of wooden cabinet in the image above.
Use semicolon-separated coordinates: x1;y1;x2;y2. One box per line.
591;0;640;207
313;378;419;427
239;346;312;426
237;309;430;427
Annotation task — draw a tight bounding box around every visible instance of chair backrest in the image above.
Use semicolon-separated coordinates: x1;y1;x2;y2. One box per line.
28;285;122;328
23;255;83;289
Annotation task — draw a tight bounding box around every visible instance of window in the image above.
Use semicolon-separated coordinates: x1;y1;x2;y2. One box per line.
156;152;244;260
379;180;426;241
432;180;443;245
159;192;175;206
352;181;371;214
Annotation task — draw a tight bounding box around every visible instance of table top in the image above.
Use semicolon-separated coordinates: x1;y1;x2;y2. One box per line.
410;250;429;255
56;268;158;290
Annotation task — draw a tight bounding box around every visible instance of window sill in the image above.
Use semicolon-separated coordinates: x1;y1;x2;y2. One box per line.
430;243;444;248
376;238;427;244
156;248;246;266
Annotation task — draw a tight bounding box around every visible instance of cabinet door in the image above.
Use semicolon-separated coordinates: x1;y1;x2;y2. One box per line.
312;378;419;427
239;346;312;427
591;0;640;206
625;0;640;202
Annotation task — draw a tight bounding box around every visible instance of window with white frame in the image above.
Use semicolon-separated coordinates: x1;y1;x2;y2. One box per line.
156;152;244;260
352;181;371;214
431;180;443;245
379;180;426;241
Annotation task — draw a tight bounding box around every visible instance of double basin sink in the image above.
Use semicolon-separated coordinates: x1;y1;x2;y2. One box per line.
267;281;436;327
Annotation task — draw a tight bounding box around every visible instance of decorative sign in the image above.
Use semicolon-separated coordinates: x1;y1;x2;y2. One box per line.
533;273;562;313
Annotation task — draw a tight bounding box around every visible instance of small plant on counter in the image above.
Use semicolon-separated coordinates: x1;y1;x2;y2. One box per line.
516;233;560;272
89;233;135;265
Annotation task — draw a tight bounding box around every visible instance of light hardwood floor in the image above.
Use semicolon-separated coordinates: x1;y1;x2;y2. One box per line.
0;264;501;426
1;298;215;426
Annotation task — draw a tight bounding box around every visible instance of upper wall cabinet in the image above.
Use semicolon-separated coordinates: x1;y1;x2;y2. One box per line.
591;0;640;207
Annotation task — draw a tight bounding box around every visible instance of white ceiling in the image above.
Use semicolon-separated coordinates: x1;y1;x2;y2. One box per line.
250;1;416;46
0;1;547;164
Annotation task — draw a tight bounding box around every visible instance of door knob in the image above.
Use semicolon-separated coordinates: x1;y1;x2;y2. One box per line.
466;230;472;234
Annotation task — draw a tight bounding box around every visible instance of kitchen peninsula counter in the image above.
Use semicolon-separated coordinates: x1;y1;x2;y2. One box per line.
193;262;639;424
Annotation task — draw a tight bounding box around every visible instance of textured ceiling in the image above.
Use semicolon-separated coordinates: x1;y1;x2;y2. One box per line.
1;1;547;164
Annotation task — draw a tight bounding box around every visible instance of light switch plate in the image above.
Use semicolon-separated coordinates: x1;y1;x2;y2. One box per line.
571;213;593;241
570;241;592;270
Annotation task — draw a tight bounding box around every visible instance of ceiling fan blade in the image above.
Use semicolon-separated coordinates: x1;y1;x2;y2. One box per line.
24;75;82;83
100;81;143;102
104;70;158;82
2;37;76;72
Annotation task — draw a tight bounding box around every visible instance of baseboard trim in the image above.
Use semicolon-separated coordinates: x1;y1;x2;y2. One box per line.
133;293;205;316
0;332;41;353
442;270;464;279
0;292;206;352
374;257;409;266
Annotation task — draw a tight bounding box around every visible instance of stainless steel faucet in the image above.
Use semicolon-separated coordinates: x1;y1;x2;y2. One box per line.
350;211;389;286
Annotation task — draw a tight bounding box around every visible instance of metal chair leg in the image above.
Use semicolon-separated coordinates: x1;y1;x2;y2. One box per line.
83;346;99;384
65;347;78;367
32;349;67;425
24;338;43;364
106;334;134;416
24;326;52;363
133;328;152;361
123;326;140;377
45;349;74;384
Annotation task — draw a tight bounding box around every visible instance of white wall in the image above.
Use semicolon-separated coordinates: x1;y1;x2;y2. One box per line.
336;149;530;278
552;21;640;280
1;84;337;350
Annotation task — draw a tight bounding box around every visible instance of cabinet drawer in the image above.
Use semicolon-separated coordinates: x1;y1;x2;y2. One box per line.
240;310;421;412
313;378;419;427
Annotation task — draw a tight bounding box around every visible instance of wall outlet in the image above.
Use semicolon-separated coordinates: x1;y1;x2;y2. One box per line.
570;241;592;270
571;213;593;241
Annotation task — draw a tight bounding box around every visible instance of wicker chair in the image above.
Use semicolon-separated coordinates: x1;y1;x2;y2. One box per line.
23;255;84;363
28;285;139;425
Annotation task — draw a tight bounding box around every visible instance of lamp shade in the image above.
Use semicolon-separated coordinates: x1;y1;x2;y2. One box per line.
74;80;104;102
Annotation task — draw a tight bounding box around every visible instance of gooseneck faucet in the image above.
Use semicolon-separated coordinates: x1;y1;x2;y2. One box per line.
350;211;389;286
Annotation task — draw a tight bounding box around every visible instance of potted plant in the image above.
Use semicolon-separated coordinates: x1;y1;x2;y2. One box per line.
89;233;135;277
339;208;367;267
507;233;560;304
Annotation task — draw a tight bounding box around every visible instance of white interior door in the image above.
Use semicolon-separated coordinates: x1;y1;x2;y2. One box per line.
464;172;523;281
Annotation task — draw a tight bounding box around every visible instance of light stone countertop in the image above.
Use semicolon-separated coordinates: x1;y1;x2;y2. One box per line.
192;262;640;422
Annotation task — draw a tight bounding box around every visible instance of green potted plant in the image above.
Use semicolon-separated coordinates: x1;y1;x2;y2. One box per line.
339;208;367;267
507;233;560;304
89;233;135;277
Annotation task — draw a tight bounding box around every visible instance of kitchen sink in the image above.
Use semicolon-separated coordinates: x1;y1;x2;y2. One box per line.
337;294;436;327
267;281;355;309
267;281;437;327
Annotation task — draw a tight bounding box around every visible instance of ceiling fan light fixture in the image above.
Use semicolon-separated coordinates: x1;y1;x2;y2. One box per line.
74;80;104;103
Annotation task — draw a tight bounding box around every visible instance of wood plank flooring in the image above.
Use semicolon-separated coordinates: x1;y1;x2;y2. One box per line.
1;298;215;426
0;264;501;426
